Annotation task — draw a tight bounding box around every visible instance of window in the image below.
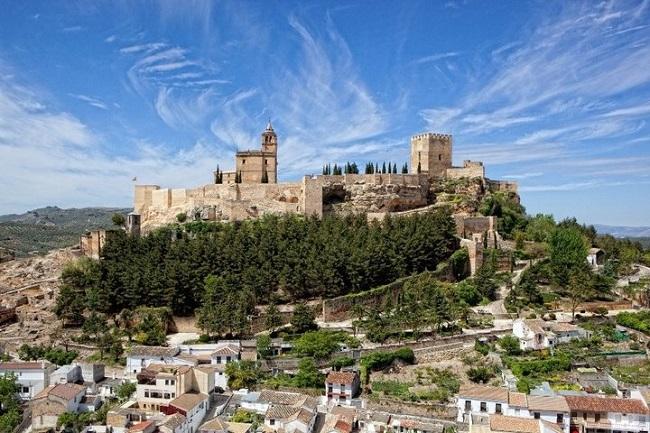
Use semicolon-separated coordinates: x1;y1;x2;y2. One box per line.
438;154;442;161
270;420;275;426
265;160;268;165
571;412;577;418
144;391;150;398
595;413;600;422
21;387;29;393
534;413;540;420
216;357;221;363
242;160;246;164
480;402;487;412
226;356;231;362
557;414;564;424
328;386;333;393
164;393;171;399
464;401;471;411
495;404;502;414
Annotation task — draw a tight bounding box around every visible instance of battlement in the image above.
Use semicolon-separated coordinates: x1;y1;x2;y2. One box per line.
410;132;452;142
463;160;483;168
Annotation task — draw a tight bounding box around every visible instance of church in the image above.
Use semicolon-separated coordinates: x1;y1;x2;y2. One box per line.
216;122;278;184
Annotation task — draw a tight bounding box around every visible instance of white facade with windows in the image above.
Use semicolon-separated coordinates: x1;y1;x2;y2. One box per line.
0;361;56;400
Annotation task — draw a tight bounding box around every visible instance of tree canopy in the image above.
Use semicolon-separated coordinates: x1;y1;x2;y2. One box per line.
56;211;457;317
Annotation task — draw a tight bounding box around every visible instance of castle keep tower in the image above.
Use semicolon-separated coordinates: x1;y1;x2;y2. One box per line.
410;133;452;177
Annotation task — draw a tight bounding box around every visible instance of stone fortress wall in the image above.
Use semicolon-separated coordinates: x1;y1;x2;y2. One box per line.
134;172;434;230
129;125;519;275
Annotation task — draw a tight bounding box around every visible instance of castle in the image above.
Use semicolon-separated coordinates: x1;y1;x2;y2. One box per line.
77;124;520;273
132;124;517;229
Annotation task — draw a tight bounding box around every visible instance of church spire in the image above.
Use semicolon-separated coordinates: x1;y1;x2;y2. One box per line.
265;119;274;132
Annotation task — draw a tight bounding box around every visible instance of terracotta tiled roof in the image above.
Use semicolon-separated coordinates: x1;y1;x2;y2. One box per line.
0;361;51;370
458;384;508;403
508;392;528;407
549;322;579;333
294;407;315;424
212;344;240;356
200;417;228;431
266;405;300;420
130;420;154;432
490;415;540;433
565;395;649;415
161;413;187;430
170;392;208;412
326;371;357;385
334;420;352;433
330;406;356;423
227;422;252;433
527;395;569;412
34;383;85;401
259;390;308;406
524;320;546;335
129;346;180;357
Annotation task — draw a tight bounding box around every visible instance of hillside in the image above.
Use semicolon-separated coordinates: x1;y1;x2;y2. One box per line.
594;224;650;238
0;206;131;256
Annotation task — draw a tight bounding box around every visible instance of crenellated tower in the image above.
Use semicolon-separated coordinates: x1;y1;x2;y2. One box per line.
410;132;453;177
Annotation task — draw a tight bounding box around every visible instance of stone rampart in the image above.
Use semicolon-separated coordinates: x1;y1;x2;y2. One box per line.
487;179;518;193
446;161;485;179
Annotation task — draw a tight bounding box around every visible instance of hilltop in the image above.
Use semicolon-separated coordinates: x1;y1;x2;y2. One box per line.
0;206;131;256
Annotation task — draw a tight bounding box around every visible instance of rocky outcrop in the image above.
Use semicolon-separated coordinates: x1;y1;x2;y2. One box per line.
323;179;429;214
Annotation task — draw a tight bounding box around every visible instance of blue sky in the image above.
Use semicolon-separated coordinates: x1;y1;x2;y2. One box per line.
1;1;649;226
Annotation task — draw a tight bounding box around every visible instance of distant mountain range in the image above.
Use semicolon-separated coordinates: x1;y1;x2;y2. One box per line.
0;206;131;256
594;224;650;238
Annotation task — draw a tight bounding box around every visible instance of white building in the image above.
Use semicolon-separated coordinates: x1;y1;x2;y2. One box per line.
565;394;650;433
136;365;193;412
472;414;564;433
325;371;360;406
587;248;605;269
456;384;528;424
0;361;56;400
512;320;587;351
126;346;193;376
167;392;209;433
526;395;570;433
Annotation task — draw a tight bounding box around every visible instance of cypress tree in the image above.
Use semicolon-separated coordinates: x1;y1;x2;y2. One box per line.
402;163;408;174
382;162;386;173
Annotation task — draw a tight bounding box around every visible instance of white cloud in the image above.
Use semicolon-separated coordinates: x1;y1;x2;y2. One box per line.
414;52;459;64
418;1;650;173
68;94;108;110
0;73;231;214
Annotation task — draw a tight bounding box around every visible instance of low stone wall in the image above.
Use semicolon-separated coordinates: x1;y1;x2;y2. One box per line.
322;271;444;323
365;398;457;420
